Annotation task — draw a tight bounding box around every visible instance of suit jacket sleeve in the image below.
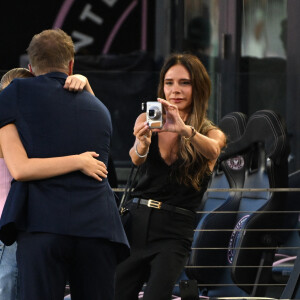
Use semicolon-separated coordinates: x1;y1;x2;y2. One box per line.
0;80;18;128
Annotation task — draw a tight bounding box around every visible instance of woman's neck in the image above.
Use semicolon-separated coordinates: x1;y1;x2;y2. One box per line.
179;111;189;122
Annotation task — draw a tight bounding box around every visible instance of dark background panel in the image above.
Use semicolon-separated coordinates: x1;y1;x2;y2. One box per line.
0;0;155;70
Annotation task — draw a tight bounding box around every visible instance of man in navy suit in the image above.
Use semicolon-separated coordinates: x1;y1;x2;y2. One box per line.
0;28;129;300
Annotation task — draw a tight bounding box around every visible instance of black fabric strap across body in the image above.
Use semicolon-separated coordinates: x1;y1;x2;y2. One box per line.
132;198;195;217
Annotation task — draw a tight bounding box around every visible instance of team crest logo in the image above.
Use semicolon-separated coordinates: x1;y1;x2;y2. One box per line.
226;156;244;170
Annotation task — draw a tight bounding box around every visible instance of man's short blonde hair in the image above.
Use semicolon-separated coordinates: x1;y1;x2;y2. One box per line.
27;28;75;74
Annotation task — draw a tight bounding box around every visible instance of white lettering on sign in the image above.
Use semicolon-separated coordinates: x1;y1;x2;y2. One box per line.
102;0;117;7
80;4;103;25
72;31;94;52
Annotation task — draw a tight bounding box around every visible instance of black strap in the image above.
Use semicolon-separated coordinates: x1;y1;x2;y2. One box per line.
118;164;139;212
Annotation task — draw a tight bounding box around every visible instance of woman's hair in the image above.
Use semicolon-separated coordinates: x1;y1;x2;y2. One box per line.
157;53;217;190
27;28;75;75
0;68;34;91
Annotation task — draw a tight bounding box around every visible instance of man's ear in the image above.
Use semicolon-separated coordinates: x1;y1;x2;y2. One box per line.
28;64;34;75
68;60;74;75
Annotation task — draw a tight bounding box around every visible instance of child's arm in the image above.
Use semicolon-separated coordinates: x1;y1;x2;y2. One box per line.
64;74;95;95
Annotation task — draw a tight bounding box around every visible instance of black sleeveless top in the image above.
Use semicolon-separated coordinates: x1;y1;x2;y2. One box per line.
131;134;211;211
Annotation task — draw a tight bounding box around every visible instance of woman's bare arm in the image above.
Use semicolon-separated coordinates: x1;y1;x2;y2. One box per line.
0;124;107;181
129;113;152;166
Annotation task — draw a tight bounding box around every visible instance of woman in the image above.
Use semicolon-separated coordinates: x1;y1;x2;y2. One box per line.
0;68;107;300
115;53;226;300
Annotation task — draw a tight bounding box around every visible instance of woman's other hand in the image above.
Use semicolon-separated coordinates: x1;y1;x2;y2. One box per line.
134;119;152;148
129;113;152;165
156;98;186;134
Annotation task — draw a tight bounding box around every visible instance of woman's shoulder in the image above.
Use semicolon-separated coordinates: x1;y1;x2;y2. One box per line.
200;118;217;134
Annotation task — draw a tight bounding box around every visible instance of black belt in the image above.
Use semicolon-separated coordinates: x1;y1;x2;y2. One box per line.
132;198;195;217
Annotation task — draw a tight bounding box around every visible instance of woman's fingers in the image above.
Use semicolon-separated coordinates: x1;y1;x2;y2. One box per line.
134;121;150;138
157;98;178;114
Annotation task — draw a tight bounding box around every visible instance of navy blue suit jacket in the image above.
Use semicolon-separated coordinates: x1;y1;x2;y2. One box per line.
0;72;129;258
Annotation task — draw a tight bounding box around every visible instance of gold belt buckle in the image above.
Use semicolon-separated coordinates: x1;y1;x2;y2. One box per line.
120;207;128;215
147;199;162;209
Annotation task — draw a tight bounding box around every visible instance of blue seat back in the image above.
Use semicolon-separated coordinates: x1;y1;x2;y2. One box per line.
184;110;289;298
225;110;290;294
185;112;247;288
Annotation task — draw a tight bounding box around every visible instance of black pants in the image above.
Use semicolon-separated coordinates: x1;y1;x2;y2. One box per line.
17;232;117;300
115;247;189;300
115;204;194;300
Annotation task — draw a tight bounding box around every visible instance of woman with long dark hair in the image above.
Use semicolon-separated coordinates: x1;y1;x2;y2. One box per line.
115;53;226;300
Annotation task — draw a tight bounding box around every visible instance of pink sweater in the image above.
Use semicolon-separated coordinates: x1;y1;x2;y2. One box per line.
0;158;12;217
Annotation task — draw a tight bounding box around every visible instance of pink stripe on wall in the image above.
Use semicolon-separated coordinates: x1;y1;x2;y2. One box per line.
52;0;75;28
102;0;138;54
141;0;147;51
